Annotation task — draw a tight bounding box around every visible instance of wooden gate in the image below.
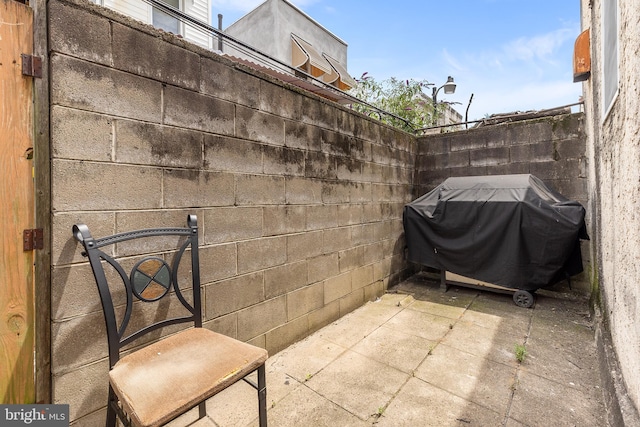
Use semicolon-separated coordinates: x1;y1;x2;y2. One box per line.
0;0;36;404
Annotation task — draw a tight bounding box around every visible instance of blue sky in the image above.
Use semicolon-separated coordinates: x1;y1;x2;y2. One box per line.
212;0;582;121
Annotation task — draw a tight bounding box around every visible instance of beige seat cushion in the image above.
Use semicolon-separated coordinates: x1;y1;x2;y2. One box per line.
109;328;268;427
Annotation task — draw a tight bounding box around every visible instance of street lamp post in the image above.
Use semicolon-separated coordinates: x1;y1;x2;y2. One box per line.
432;76;457;123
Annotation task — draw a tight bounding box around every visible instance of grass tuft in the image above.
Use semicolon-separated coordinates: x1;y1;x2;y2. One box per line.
514;344;527;363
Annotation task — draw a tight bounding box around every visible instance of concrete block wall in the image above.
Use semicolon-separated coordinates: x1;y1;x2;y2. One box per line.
415;113;587;206
47;0;415;423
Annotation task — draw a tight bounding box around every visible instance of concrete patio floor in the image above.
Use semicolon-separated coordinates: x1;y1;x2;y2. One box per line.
170;272;606;426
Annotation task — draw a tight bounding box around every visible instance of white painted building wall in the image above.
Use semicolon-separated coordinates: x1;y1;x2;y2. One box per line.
581;0;640;414
96;0;211;48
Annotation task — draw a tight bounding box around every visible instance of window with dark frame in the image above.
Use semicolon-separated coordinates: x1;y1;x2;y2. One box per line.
153;0;181;35
602;0;619;115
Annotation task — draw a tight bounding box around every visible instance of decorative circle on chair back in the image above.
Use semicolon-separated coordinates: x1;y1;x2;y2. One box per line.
131;257;172;301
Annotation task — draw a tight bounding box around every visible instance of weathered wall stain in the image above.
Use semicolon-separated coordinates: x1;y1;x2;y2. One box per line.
48;0;415;422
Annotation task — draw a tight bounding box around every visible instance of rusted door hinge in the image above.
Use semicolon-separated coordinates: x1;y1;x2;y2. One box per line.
21;54;42;78
23;229;44;251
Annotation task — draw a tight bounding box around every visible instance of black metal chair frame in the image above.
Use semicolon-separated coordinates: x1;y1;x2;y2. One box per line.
73;215;267;427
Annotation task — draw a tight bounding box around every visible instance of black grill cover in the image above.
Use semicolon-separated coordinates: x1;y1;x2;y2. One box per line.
403;174;588;290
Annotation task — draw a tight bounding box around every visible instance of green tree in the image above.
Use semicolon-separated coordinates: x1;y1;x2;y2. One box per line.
348;73;445;131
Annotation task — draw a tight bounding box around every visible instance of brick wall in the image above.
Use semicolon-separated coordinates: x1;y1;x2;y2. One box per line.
47;0;415;423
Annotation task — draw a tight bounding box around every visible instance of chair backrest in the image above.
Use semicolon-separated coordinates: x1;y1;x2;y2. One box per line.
73;215;201;369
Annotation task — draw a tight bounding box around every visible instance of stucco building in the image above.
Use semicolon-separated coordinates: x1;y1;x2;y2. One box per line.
223;0;356;93
578;0;640;424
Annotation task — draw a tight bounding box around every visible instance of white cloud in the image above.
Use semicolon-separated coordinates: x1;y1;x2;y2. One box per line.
458;24;579;74
466;79;582;119
323;5;337;14
504;27;575;63
431;23;583;119
442;48;466;73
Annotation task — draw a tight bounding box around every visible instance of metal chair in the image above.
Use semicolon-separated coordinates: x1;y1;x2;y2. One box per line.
73;215;268;427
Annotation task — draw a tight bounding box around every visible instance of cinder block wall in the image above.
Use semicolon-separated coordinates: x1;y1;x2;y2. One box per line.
48;0;415;423
414;113;590;291
415;113;587;203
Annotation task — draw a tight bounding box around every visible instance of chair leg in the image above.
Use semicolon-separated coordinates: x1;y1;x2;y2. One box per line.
106;387;117;427
257;364;267;427
198;401;206;420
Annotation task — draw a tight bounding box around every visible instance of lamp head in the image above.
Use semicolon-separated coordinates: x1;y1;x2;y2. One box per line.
443;76;456;95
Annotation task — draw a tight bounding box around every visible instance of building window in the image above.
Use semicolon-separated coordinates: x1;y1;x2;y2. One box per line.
153;0;181;35
602;0;619;115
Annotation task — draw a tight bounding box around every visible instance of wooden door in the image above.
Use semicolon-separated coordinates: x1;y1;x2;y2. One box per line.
0;0;35;404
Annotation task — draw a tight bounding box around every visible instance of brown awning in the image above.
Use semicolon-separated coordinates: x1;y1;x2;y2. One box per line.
322;54;357;91
320;60;340;85
223;53;353;105
291;34;332;77
573;29;591;83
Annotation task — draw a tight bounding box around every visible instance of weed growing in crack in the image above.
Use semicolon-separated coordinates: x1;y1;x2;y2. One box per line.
372;406;386;419
514;344;527;363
